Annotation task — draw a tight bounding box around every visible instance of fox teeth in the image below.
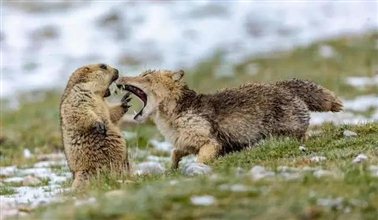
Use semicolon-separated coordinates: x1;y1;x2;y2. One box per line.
133;110;137;116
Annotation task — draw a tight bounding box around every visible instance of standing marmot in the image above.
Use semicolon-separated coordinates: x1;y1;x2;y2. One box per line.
116;70;343;169
60;64;130;188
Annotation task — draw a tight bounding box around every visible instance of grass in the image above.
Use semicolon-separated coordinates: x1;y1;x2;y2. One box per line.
188;32;378;98
27;123;378;220
1;33;377;219
0;185;16;195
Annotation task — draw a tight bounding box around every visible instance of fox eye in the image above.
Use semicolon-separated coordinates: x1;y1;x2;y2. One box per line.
99;64;107;70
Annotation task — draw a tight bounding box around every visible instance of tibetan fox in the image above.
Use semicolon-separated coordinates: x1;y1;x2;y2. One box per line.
116;70;342;169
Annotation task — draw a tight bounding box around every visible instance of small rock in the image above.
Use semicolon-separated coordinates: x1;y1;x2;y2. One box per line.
310;156;327;163
22;175;42;186
299;145;307;152
317;197;344;210
23;149;32;159
249;165;275;180
352;154;368;163
318;45;336;58
230;184;248;192
280;171;302;180
133;162;165;176
4;177;24;183
343;130;357;138
190;195;215;206
313;169;334;178
182;163;212;176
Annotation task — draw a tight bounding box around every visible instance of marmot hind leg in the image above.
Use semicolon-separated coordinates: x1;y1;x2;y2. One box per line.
72;170;90;190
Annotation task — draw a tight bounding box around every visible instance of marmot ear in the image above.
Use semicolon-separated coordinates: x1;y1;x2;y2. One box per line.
172;70;184;81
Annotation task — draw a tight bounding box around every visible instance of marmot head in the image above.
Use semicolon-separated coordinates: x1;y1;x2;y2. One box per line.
65;63;119;98
116;70;185;121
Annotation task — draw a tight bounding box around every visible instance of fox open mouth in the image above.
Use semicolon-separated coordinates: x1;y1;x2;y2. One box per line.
104;74;119;98
119;84;147;119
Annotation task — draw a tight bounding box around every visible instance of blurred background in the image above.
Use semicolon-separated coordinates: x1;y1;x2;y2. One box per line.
1;0;378;156
0;0;378;219
1;0;377;97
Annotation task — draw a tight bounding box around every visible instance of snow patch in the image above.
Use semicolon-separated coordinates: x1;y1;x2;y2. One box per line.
149;140;173;153
310;156;327;163
181;163;212;176
0;166;17;177
343;130;358;138
23;149;32;159
2;1;378;98
133;161;166;176
190;195;216;206
345;75;378;88
318;45;336;58
352;154;368;163
249;165;275;180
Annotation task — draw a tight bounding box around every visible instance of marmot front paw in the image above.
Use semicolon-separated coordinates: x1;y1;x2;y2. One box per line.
93;121;107;135
121;92;132;111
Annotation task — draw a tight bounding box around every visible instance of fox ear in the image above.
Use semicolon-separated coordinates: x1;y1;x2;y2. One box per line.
172;70;185;81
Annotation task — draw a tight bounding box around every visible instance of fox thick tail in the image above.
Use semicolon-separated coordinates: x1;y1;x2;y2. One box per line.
276;79;343;112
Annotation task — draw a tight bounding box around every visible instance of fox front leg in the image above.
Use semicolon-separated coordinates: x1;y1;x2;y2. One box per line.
197;143;221;164
171;149;190;169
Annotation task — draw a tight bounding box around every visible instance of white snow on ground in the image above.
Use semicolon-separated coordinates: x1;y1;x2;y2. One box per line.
310;95;378;125
132;161;166;176
0;153;70;219
310;156;327;163
181;163;212;176
352;154;368;163
249;165;343;181
345;75;378;88
1;1;377;98
190;195;216;206
149;140;173;153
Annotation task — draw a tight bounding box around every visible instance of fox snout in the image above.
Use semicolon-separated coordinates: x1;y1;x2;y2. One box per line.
115;76;132;88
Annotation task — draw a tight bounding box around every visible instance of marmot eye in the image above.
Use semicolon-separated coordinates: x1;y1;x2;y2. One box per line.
99;64;107;70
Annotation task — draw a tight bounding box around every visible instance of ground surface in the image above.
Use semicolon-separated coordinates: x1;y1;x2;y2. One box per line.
1;33;377;219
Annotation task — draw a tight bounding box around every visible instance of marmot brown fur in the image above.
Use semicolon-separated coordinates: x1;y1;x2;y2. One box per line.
60;64;130;188
116;70;343;169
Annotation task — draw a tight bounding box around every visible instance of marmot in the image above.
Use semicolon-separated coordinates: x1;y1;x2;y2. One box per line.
115;70;343;169
60;64;130;188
